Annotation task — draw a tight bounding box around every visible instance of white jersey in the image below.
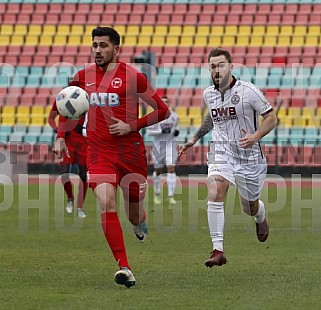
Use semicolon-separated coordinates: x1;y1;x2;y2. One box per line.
147;111;179;167
204;79;273;165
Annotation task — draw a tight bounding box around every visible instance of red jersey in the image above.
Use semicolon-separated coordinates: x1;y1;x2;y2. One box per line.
67;61;169;153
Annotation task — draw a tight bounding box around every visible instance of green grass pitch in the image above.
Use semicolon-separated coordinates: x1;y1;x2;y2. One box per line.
1;178;321;309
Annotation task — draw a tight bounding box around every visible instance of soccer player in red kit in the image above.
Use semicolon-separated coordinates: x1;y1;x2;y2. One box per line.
48;101;88;218
53;27;170;288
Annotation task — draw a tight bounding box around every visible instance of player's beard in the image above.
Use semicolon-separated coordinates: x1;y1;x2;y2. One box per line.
213;73;230;91
95;55;113;69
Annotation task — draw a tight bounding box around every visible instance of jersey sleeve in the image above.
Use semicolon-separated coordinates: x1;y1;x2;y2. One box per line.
128;71;170;131
146;123;162;136
249;84;273;115
56;72;84;139
48;101;58;132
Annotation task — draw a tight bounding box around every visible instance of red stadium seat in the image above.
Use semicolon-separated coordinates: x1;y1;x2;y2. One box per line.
3;14;16;24
142;14;156;25
226;14;240;25
37;46;51;56
284;4;298;14
34;4;48;14
299;4;312;14
174;4;187;14
32;56;47;66
254;14;268;24
243;4;257;14
0;3;5;14
257;4;271;14
184;13;198;25
145;4;159;15
188;4;202;14
309;15;321;25
268;14;281;24
240;14;254;24
163;46;177;55
118;3;132;14
160;4;174;14
19;56;32;66
17;14;31;25
104;3;118;14
295;14;309;25
86;14;102;25
128;14;142;24
198;15;212;25
49;4;62;14
9;3;22;14
170;14;184;25
271;4;285;14
157;13;170;25
46;14;59;25
63;3;76;14
31;14;45;25
212;15;226;25
73;14;87;25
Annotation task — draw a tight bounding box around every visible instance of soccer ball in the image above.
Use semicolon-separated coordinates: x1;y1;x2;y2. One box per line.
56;86;90;120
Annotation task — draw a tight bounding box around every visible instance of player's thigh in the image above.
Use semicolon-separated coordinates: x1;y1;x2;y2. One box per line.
152;151;165;169
235;164;267;201
165;145;178;166
119;155;148;203
208;159;234;201
94;182;117;212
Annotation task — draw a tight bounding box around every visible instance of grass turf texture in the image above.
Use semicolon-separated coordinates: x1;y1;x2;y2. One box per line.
0;181;321;309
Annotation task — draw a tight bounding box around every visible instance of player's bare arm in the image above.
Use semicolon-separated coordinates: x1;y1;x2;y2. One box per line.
239;110;277;149
52;137;70;159
178;112;213;158
109;117;131;136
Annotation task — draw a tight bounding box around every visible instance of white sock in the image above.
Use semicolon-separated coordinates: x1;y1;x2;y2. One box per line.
207;201;224;252
167;172;176;197
255;200;266;224
153;171;161;195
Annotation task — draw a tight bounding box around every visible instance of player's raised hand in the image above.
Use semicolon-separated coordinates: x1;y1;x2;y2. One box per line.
52;138;70;159
239;128;257;149
109;117;131;136
178;136;198;158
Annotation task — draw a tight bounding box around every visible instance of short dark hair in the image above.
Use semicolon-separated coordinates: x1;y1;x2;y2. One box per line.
91;27;120;46
208;48;232;63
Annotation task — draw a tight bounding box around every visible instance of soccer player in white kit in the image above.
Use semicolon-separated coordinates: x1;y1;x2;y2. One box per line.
147;96;179;205
179;48;277;267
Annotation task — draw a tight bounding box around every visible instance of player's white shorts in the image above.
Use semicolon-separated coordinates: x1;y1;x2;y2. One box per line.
152;144;178;169
207;153;267;201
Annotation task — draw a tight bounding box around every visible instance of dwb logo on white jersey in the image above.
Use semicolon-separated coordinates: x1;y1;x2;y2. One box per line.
90;92;120;107
211;107;238;122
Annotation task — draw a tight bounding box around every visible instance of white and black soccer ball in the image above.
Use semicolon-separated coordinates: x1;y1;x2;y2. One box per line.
56;86;89;120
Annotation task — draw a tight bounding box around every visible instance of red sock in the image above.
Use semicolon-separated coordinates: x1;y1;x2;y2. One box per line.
101;212;130;270
64;181;73;201
76;181;88;209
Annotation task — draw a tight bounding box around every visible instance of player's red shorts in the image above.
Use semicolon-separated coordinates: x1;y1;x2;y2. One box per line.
61;140;87;166
87;143;147;202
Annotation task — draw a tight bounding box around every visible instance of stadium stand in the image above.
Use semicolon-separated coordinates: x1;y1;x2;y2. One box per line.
0;0;321;170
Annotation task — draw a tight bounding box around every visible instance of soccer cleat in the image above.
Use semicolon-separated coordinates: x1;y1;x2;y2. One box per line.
256;218;269;242
114;267;136;288
77;208;86;218
168;196;176;205
205;250;227;268
154;195;161;205
133;221;148;243
66;200;74;214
